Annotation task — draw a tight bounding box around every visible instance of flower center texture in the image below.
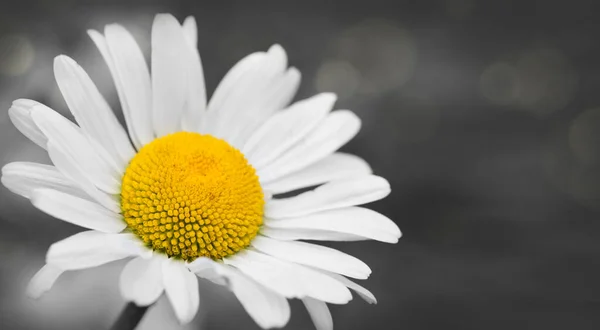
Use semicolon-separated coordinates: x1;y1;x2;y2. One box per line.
121;132;264;261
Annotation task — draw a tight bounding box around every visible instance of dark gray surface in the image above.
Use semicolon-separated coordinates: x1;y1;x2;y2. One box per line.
1;0;600;329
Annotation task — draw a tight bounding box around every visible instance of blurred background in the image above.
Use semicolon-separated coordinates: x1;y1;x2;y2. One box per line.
1;0;600;329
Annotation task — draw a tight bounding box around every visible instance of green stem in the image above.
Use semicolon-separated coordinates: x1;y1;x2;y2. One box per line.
110;302;150;330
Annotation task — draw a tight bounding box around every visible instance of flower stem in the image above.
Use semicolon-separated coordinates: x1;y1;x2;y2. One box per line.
110;302;149;330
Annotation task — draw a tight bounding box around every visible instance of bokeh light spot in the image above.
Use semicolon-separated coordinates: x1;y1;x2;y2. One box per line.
315;60;361;100
334;19;417;95
0;34;35;76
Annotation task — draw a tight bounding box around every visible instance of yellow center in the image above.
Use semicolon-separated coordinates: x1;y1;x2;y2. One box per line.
120;132;264;261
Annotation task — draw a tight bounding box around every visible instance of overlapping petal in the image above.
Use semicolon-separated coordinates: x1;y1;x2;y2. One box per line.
162;259;200;324
251;236;371;279
302;298;333;330
120;256;164;306
1;162;88;200
31;188;125;233
224;250;352;304
46;231;146;270
53;55;135;167
7;99;48;149
265;175;391;218
258;110;361;183
88;24;154;148
264;207;401;243
262;153;371;194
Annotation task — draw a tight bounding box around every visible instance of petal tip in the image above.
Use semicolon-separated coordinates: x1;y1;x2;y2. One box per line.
321;92;338;103
154;13;179;26
86;29;100;37
183;16;197;26
104;23;126;35
53;54;73;66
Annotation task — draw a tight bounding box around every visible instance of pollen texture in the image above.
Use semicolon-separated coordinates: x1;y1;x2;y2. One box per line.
121;132;264;261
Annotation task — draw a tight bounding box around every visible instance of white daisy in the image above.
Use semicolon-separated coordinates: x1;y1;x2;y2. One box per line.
1;13;401;330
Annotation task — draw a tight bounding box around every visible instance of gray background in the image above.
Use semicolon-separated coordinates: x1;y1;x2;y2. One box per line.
1;0;600;329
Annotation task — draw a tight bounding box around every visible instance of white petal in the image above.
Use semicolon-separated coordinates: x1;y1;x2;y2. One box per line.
251;236;371;279
187;259;291;328
260;227;368;242
1;162;87;200
47;231;146;270
151;14;189;137
162;259;200;324
265;207;401;243
31;107;121;194
53;55;134;168
227;67;301;149
222;265;291;328
8;99;48;149
224;250;352;304
31;188;125;233
182;16;197;48
88;29;141;148
302;298;333;330
265;175;391;218
99;24;154;148
243;93;336;169
120;257;164;306
47;142;120;213
258;110;361;183
321;271;377;304
87;30;130;138
206;45;292;144
179;20;207;132
262;153;372;194
26;264;64;299
204;52;265;133
186;257;227;286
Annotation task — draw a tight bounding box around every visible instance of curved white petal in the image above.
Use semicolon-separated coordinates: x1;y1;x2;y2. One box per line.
93;24;154;148
302;297;333;330
162;259;200;324
31;188;125;233
179;19;206;132
26;264;64;299
120;256;164;306
206;45;294;145
186;257;227;286
182;16;197;47
47;142;120;213
262;153;372;194
224;250;352;304
227;67;301;149
218;264;290;328
260;227;368;242
8;99;48;149
151;14;190;137
258;110;361;183
204;52;265;132
31;107;121;194
320;271;377;304
47;231;146;270
243;93;336;169
265;175;391;218
187;259;291;328
251;236;371;279
53;55;134;167
1;162;87;200
265;207;401;243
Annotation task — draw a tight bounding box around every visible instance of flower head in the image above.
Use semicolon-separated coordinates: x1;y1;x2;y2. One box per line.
2;13;401;329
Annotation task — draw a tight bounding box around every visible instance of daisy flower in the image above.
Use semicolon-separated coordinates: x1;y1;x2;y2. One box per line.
1;13;401;330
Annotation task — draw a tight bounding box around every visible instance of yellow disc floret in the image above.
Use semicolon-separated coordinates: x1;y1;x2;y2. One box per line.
120;132;264;261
